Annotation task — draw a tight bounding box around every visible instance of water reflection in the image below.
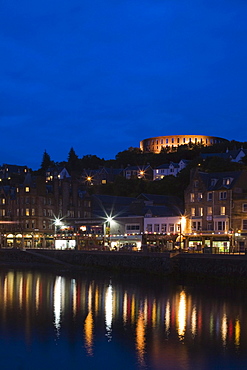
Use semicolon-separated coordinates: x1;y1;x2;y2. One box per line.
0;270;247;369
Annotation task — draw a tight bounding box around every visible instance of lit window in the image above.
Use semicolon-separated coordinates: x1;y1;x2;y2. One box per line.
1;198;5;204
207;207;212;215
32;209;35;216
199;207;203;216
198;193;203;201
220;206;226;215
191;207;195;216
25;187;30;192
26;208;29;216
190;193;195;202
223;178;231;186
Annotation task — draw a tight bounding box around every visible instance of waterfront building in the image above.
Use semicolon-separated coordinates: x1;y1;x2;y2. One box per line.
140;134;228;153
184;168;247;251
0;173;91;249
76;193;184;250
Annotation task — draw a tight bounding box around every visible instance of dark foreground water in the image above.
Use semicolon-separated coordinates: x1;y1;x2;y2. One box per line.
0;269;247;370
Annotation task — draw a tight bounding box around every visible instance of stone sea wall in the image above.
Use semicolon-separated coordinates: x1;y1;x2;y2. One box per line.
1;249;247;282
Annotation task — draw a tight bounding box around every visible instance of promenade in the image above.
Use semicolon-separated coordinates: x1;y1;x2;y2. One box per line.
1;248;247;284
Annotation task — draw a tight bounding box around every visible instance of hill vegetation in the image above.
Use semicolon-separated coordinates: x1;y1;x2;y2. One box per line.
35;140;247;199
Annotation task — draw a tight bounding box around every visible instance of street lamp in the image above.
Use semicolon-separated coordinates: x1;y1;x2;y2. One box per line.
103;216;113;249
180;216;186;249
54;217;63;235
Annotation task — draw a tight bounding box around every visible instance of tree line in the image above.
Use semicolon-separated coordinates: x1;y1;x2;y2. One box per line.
36;140;247;199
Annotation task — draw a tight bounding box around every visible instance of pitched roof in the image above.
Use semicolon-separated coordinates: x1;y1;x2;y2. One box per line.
197;171;243;190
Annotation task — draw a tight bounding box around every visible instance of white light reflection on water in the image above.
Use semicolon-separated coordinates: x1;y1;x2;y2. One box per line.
123;292;128;324
191;306;197;338
71;279;77;317
165;300;170;336
105;283;113;342
35;277;40;312
221;313;228;347
53;276;64;338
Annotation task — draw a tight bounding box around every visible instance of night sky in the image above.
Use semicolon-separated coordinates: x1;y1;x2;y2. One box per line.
1;0;247;170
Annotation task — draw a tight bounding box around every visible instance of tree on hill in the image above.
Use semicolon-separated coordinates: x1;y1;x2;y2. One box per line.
67;147;80;171
199;156;243;172
40;150;54;171
80;154;105;169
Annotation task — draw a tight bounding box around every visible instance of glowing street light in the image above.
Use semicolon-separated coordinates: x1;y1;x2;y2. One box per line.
52;216;64;235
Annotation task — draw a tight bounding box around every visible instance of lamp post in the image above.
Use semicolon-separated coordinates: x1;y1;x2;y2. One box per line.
104;216;112;249
53;216;64;249
180;216;186;250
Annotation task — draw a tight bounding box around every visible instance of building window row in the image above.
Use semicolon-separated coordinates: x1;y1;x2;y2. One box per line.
191;206;226;217
126;224;140;232
190;192;229;202
146;223;179;233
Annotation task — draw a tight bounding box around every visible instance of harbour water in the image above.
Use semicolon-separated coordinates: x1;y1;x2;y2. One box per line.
0;268;246;370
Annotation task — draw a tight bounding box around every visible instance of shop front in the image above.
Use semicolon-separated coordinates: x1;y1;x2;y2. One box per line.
185;234;230;253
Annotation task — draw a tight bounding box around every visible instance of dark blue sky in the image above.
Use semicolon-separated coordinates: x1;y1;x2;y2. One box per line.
1;0;247;169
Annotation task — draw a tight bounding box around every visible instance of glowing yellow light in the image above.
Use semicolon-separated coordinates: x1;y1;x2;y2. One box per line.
136;310;146;367
235;319;240;347
84;311;94;356
177;291;186;340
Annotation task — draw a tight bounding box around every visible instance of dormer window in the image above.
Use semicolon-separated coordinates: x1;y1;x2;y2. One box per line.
211;178;217;186
223;178;232;186
25;187;30;193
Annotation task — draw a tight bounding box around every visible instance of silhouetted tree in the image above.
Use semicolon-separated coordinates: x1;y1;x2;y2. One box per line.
67;147;80;171
40;150;53;171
